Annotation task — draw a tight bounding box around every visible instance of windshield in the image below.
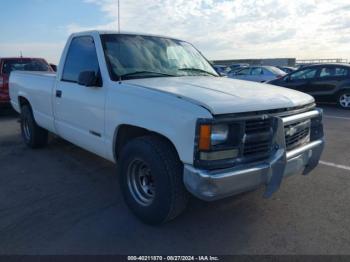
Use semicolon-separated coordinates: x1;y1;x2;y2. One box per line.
2;59;51;75
266;66;286;75
101;34;218;80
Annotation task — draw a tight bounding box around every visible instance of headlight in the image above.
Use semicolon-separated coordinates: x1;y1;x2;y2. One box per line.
197;122;241;165
197;123;238;159
211;124;229;145
198;124;230;150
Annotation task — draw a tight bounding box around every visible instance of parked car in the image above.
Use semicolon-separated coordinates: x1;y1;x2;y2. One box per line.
277;66;297;74
228;66;286;82
213;64;228;76
10;31;324;224
268;64;350;109
0;57;53;107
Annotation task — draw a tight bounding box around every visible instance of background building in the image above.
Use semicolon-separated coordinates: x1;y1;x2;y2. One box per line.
212;58;350;68
296;58;348;66
212;58;296;67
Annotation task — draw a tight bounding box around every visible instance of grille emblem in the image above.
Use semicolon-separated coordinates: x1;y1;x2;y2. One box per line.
286;126;298;137
261;114;269;120
285;120;311;137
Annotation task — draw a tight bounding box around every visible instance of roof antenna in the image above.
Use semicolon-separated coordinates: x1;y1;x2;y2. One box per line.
20;51;23;58
117;0;122;83
117;0;121;34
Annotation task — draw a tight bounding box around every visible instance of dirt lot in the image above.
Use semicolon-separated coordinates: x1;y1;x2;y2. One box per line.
0;105;350;255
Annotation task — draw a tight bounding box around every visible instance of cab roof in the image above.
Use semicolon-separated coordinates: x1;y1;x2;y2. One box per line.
70;30;183;42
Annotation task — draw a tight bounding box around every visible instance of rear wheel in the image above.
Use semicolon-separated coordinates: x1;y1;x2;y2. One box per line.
118;136;188;225
338;91;350;109
20;105;48;148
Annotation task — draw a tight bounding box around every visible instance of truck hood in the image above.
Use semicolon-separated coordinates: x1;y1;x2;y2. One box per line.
126;76;314;115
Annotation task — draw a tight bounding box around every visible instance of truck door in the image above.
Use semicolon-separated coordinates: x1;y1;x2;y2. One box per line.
54;36;106;157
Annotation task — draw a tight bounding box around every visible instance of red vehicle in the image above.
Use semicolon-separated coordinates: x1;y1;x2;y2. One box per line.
0;57;53;107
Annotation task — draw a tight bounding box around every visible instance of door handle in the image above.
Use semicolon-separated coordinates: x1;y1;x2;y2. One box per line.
56;90;62;98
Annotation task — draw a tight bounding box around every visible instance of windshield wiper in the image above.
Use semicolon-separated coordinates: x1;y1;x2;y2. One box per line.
178;68;217;77
120;71;176;79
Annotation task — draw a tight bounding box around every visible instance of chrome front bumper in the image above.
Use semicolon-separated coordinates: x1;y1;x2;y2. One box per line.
184;109;325;201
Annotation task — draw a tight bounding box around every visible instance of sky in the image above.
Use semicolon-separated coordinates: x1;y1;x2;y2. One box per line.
1;0;350;64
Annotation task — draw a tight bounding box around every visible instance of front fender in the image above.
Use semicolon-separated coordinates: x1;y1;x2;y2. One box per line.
105;83;213;164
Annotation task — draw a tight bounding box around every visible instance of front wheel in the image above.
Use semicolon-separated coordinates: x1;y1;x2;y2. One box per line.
118;136;188;225
338;91;350;109
20;105;48;148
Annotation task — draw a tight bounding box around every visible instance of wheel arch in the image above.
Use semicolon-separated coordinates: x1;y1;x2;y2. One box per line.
18;96;32;112
113;124;181;163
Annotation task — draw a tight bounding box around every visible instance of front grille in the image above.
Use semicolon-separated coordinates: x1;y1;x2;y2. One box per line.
284;120;311;151
195;108;320;170
242;117;311;161
245;119;271;134
243;118;273;159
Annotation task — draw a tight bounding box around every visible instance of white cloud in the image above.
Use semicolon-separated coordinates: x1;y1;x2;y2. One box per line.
74;0;350;60
8;1;349;62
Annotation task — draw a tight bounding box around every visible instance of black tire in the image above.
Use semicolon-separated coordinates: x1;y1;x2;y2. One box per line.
337;90;350;109
118;136;189;225
20;105;48;148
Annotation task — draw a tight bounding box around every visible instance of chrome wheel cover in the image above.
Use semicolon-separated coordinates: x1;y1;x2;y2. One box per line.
339;94;350;108
23;117;31;141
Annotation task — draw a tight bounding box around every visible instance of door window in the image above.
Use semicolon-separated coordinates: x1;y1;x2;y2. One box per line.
319;67;334;78
62;36;100;82
319;66;348;78
290;68;317;80
236;68;250;75
335;67;348;76
2;59;50;75
262;68;273;75
251;68;263;75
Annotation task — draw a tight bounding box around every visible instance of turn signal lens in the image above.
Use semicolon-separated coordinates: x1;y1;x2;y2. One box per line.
199;124;211;151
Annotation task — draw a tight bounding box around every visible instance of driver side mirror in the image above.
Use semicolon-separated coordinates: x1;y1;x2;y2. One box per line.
78;71;102;87
284;76;291;82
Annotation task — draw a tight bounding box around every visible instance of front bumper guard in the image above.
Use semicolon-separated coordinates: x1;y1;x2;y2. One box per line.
184;109;325;201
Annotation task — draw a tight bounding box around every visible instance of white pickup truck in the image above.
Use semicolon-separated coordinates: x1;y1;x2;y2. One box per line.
10;31;324;224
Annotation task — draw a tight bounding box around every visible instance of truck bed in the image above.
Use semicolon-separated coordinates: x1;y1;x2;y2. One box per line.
9;71;57;133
